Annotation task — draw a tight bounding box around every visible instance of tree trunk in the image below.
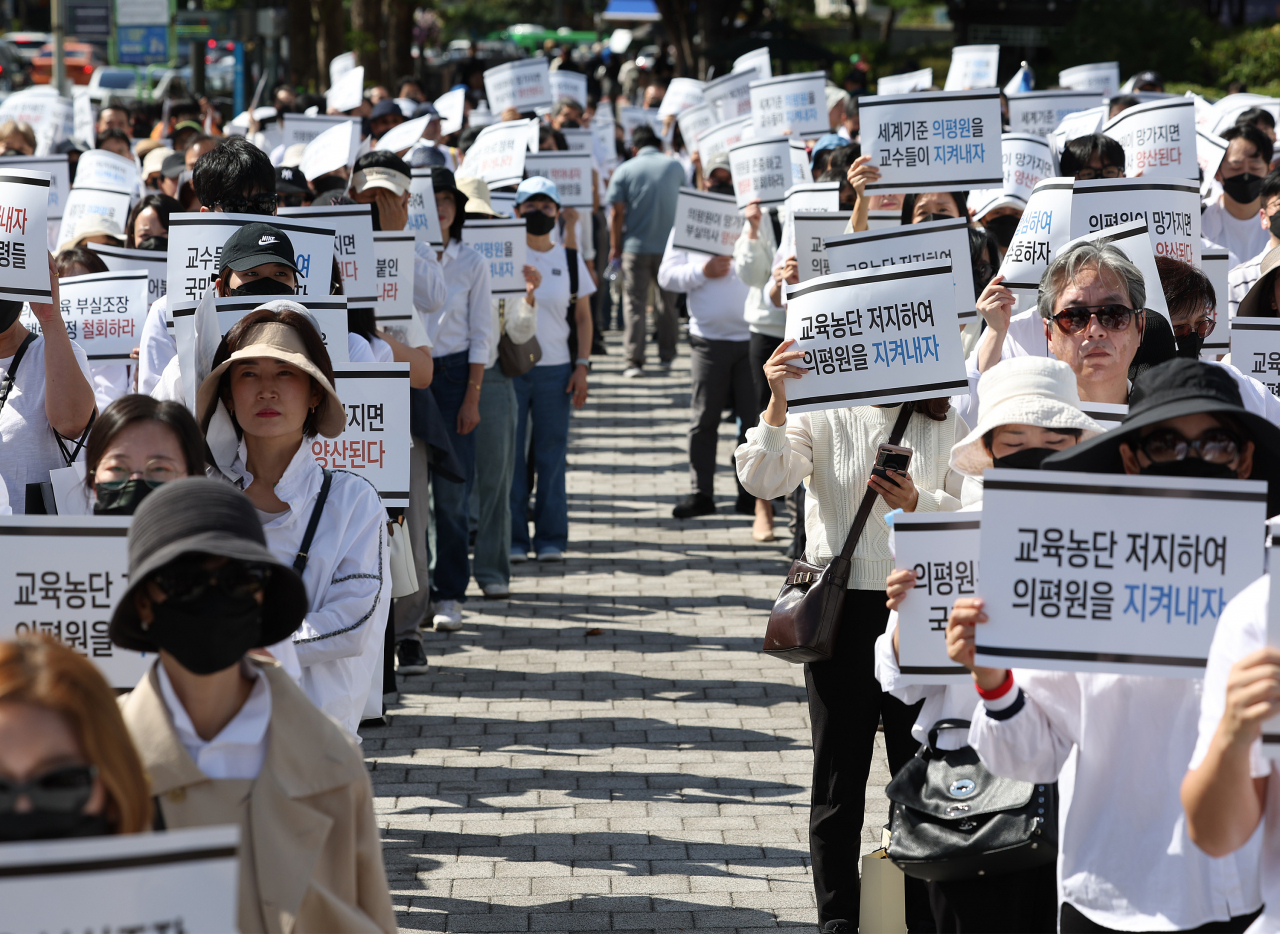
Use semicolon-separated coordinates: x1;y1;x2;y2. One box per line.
879;6;897;45
350;0;382;87
286;0;315;91
314;0;345;93
385;0;414;88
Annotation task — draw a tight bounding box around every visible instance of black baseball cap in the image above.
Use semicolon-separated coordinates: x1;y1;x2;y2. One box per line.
275;164;309;195
370;99;403;120
160;152;185;179
219;222;299;274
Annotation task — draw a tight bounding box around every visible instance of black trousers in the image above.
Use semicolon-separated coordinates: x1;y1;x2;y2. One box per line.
1060;903;1262;934
688;335;756;497
805;588;924;928
926;862;1057;933
748;330;784;415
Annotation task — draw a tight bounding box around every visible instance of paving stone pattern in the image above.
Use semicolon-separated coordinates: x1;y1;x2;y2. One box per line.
361;335;892;933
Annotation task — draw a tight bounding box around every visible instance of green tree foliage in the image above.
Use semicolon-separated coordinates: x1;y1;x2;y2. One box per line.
1052;0;1220;86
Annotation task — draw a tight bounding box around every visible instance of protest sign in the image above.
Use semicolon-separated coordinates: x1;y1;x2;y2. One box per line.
749;71;828;138
703;70;755;123
484;58;553;113
298;119;361;183
434;86;466;137
372;230;419;329
21;269;147;360
1006;91;1102;139
1079;401;1128;428
89;242;167;309
326;65;364;113
877;68;933;96
793;211;853;281
993;133;1056;203
316;363;411;508
617;104;664;145
944;45;999;91
733;47;772;82
728;134;806;207
976;468;1266;677
591;103;617;170
858;89;1003;194
1230;319;1280;395
57;186;130;251
996;177;1074;305
676;103;717;148
867;209;902;230
524;152;594;207
1050;105;1107;154
165;212;336;304
1195;129;1230;199
1058;62;1121;98
407;169;444;248
375;114;430;154
1266;531;1280;757
659;77;706;117
0;169;51;303
171;295;350;364
893;512;980;683
560;128;594;153
0;515;148;687
0;89;74;152
671;188;743;256
283;114;359;150
0;824;238;931
1201;248;1230;359
0;155;69;221
490;191;518;218
1070;177;1201;267
696;115;753;170
1056;220;1170;319
457;119;533;189
790;137;811;183
1101;98;1198;180
823;215;977;320
550;70;588;108
782;259;968;412
330;50;357;85
784;181;840;214
71;149;139;195
279;204;378;305
1208;93;1280;135
461;218;528;294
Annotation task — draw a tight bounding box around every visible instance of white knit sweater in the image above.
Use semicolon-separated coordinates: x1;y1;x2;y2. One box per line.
735;405;966;591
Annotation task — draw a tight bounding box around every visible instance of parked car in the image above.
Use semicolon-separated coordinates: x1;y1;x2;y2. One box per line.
86;66;138;102
4;31;51;63
31;42;105;85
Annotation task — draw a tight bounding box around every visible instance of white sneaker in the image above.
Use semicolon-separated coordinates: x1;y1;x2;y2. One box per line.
482;582;511;598
537;548;565;562
622;366;644;378
432;599;464;631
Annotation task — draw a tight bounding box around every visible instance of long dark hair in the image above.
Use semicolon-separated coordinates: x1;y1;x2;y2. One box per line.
900;191;969;225
83;394;207;488
348;307;378;341
124;194;181;248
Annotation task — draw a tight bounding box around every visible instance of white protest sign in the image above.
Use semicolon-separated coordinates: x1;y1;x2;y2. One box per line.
859;89;1003;195
944;45;999;91
0;824;238;930
749;71;828;139
0;169;50;303
406;169;444;248
868;209;902;230
590;104;617;171
1057;220;1170;320
893;512;980;683
284;114;359;149
279;204;378;305
793;211;852;281
824;215;978;321
372;230;418;326
1007;90;1102;139
1070;177;1202;267
298;119;361;183
696;115;753;170
326;65;365;114
703;70;755;123
56;187;130;252
560;128;594;153
1201;248;1230;358
671;188;743;256
1265;529;1280;757
165;212;337;304
458;118;533;189
676;103;716;149
524;152;594;207
997;177;1074;299
1059;62;1121;98
785;181;840;214
0;515;149;687
434;86;466;137
330;50;357;86
1208;93;1280;135
490;191;517;218
1051;105;1106;152
0;155;69;221
71;149;139;196
733;47;772;82
1101;97;1198;180
659;77;706;117
376;114;430;153
461;218;528;294
995;132;1056;203
728;134;805;207
0;89;74;152
1196;129;1230;199
877;68;933;96
318;363;411;508
782;259;969;411
1231;319;1280;394
484;58;553;113
171;295;350;364
88;243;167;309
790;137;812;184
72;89;93;144
976;468;1266;677
21;269;148;360
549;70;588;109
617;104;663;145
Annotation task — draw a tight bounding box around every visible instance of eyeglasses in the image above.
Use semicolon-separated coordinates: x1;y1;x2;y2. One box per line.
213;193;279;216
148;558;271;604
1049;304;1142;334
1137;427;1242;466
96;460;180;490
1075;165;1124;180
1173;315;1216;339
0;765;96;814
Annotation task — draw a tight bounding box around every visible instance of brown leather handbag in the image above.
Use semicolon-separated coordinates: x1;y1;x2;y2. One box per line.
496;295;542;378
763;403;914;663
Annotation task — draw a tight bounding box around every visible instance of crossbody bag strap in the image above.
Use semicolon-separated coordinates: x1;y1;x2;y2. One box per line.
835;402;915;563
55;407;96;467
293;469;334;574
0;331;37;418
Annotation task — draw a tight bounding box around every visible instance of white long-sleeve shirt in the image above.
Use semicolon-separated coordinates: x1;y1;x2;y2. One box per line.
138;294;175;396
419;239;491;363
732;214;784;338
657;231;751;342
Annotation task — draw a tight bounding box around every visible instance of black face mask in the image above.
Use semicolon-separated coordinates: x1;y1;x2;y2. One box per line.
1139;458;1238;480
984;214;1020;248
1269;212;1280;241
1175;329;1205;359
1222;172;1265;205
708;181;734;196
524;211;557;236
921;212;952;224
0;811;112;843
0;299;22;333
992;447;1056;470
145;591;264;675
93;479;157;516
136;235;168;252
227;277;297;297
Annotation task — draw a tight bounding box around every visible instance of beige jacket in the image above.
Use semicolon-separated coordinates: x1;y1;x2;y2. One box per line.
120;659;396;934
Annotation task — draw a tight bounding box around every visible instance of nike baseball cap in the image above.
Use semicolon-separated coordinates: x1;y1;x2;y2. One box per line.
219;222;299;274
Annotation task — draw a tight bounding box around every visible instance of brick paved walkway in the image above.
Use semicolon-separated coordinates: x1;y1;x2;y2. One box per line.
361;333;892;933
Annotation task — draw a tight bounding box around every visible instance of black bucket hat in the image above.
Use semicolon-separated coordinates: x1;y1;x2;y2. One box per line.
1237;247;1280;318
431;166;467;236
109;478;308;653
1042;358;1280;514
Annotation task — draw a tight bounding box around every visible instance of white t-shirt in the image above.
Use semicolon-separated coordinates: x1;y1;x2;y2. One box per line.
525;244;596;367
0;334;93;513
1202;200;1270;269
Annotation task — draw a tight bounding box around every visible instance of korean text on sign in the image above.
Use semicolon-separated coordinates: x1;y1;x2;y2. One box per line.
1101;98;1198;181
1069;178;1202;268
671;188;744;256
0;168;51;302
21;269;148;360
893;513;980;683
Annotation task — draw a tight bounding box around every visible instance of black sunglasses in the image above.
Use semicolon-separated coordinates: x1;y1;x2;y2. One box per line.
1050;304;1143;335
214;193;279;216
1136;427;1242;466
1173;315;1216;339
148;558;271;604
0;765;96;814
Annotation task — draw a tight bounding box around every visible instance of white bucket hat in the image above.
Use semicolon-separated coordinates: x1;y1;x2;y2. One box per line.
949;356;1105;477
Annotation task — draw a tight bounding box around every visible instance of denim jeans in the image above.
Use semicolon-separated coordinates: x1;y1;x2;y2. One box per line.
511;363;572;555
429;350;477;603
472;364;516;587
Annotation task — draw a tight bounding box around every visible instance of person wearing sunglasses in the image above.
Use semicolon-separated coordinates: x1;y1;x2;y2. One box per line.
113;478;396;933
1156;255;1219;360
1057;134;1126;181
0;635;151;842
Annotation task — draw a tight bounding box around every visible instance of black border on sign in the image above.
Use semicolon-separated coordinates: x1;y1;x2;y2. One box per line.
167;216;337;238
866;177;1003;191
1104;98;1194;127
0;173;50;187
901;665;971;675
677;187;740;208
0;526;127;537
895;520;982;532
785;261;950;300
1231;321;1280;331
1007;90;1102;102
1074;180;1201;196
859;90;1001;108
1;287;52;298
826;216;968;248
978;645;1206;668
791;379;969;406
0;845;237;878
332;370;411;379
984;477;1266;502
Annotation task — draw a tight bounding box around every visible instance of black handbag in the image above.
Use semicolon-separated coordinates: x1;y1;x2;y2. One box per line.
885;719;1057;881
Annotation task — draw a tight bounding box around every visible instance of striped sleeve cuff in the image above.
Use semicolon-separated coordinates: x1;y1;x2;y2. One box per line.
983;686;1025;721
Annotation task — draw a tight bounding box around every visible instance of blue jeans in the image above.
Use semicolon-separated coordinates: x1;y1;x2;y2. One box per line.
472;365;516;586
429;350;477;603
511;363;572;555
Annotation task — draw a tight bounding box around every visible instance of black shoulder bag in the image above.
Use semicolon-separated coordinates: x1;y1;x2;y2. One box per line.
564;246;581;363
293;469;333;574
